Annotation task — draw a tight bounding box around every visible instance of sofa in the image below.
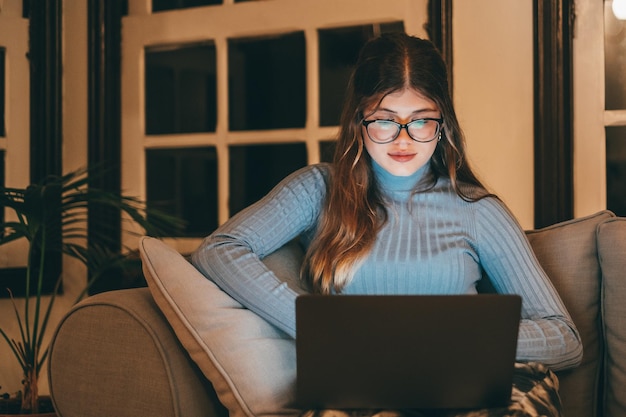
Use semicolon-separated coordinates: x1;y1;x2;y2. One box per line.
47;210;626;417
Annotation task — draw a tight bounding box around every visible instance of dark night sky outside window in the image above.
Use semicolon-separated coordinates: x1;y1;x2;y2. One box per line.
606;127;626;217
145;43;217;135
152;0;260;10
229;143;307;216
228;32;306;131
605;8;626;110
146;147;218;236
319;141;336;163
152;0;221;12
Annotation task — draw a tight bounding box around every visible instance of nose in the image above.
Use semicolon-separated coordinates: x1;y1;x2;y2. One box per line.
394;125;413;144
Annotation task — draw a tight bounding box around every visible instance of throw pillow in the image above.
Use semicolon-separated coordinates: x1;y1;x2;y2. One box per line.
139;236;303;417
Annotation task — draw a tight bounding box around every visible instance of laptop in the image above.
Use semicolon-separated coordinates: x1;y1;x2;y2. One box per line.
295;294;522;411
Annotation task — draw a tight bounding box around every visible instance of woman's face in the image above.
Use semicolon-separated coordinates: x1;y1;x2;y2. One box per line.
362;89;441;177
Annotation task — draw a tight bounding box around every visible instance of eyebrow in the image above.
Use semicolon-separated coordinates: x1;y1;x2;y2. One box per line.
374;107;438;116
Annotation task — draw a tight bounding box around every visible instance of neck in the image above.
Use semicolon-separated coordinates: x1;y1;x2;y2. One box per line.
372;160;431;192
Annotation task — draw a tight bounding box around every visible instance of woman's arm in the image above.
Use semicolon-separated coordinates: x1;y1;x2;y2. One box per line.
473;198;583;371
191;164;329;338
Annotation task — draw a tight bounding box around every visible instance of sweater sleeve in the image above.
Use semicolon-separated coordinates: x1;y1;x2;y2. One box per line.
191;165;329;338
473;198;583;371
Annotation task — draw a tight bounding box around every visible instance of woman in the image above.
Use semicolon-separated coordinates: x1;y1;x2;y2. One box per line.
192;33;582;416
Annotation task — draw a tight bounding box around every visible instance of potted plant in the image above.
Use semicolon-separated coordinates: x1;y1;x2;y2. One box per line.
0;168;183;414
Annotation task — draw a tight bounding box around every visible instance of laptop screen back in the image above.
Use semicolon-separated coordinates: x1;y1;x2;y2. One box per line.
295;294;521;411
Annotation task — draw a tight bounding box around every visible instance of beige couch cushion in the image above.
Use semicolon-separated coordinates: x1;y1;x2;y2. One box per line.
525;210;614;417
139;236;302;417
597;217;626;417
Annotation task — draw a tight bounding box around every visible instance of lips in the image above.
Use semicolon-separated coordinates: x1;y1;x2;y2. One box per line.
388;153;416;162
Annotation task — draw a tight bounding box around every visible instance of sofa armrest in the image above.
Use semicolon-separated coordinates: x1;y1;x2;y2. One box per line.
48;287;228;417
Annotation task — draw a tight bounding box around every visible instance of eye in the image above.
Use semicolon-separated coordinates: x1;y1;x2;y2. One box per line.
374;120;397;129
409;119;427;129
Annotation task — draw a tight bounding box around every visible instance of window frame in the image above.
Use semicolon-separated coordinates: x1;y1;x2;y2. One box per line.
572;0;626;217
121;0;430;253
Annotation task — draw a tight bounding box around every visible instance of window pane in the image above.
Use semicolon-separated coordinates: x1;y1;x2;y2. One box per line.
319;140;336;163
146;147;218;237
229;32;306;130
0;48;5;136
229;143;307;215
604;1;626;110
318;22;405;126
607;126;626;217
145;43;217;134
152;0;221;12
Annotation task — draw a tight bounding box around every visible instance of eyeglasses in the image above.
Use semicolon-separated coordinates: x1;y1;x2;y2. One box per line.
362;118;443;144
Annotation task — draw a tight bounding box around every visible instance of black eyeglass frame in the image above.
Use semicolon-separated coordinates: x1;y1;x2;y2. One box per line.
362;118;444;144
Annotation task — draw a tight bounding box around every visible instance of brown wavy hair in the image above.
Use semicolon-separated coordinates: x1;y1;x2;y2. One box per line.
302;33;492;294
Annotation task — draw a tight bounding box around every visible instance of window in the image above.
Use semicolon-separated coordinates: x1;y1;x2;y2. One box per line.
145;42;217;134
146;147;218;236
228;32;306;131
229;143;307;215
0;4;31;292
153;0;221;12
122;0;430;252
573;0;626;217
606;127;626;215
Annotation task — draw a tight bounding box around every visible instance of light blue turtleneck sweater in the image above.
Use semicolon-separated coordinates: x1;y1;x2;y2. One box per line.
191;162;583;371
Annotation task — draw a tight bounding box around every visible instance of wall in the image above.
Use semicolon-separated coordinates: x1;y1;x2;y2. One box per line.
573;0;607;217
0;1;88;397
454;0;534;229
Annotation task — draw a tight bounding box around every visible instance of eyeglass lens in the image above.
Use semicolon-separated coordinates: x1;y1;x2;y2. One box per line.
367;119;440;143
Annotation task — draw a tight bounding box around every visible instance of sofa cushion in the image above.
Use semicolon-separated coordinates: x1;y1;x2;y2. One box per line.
597;217;626;417
139;236;302;417
525;210;614;417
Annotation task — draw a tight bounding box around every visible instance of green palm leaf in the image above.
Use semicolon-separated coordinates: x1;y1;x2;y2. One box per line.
0;167;185;412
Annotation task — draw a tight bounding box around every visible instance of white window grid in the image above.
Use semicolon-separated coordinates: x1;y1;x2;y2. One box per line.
122;0;429;251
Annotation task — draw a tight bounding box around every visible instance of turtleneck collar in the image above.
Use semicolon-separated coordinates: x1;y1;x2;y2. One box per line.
371;159;432;193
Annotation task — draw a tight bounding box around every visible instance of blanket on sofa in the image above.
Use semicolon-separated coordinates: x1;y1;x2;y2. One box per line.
300;362;561;417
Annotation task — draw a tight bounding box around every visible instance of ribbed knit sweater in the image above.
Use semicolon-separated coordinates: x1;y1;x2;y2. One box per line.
191;162;583;371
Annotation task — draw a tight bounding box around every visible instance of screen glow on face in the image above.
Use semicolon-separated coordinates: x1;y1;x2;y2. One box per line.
362;89;441;177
